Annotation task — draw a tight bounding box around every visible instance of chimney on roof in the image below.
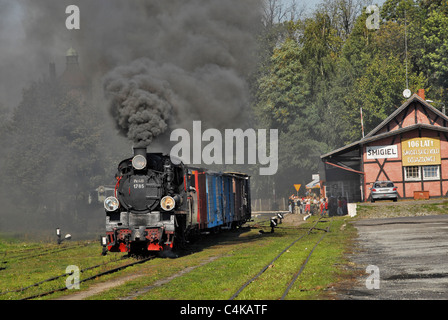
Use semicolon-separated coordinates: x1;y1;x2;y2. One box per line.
418;89;425;100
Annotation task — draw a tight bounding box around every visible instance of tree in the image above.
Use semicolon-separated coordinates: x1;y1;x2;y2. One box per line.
420;7;448;88
381;0;448;105
0;79;108;233
250;0;448;200
255;37;309;129
318;0;371;40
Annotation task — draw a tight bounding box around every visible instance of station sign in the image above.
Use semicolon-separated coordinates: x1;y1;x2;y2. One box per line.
401;137;440;166
366;145;398;159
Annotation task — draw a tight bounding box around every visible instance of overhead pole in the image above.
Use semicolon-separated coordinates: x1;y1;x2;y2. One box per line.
405;8;409;90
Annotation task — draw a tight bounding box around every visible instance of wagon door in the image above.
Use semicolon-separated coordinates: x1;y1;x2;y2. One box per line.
195;171;207;229
233;177;243;222
215;174;223;227
206;173;215;228
222;175;233;227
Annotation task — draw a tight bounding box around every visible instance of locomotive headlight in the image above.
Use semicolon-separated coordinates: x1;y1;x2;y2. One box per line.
132;155;147;170
161;196;175;211
104;196;119;212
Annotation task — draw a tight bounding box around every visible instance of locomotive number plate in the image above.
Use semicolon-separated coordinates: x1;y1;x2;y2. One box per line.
133;178;145;189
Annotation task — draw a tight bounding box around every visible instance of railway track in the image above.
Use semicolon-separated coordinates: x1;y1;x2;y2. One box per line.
1;254;155;300
2;214;336;300
1;243;88;264
21;255;155;300
230;215;333;300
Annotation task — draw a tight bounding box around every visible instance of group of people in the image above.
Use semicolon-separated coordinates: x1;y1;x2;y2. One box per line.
288;194;348;217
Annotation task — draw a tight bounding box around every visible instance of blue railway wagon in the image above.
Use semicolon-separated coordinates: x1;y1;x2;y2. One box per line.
222;174;234;227
205;172;224;228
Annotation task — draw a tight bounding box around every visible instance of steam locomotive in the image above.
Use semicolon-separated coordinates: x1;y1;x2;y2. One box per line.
101;147;251;254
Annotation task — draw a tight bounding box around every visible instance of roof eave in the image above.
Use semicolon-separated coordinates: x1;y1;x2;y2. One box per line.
321;123;448;159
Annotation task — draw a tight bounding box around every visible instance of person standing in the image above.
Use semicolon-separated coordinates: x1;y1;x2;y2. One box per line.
297;197;302;214
337;196;343;216
320;198;328;216
295;196;301;214
288;195;296;213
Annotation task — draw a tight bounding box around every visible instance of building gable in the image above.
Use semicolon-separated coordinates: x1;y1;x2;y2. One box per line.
365;93;448;138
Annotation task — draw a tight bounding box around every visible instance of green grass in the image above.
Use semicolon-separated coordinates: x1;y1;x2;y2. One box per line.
0;216;357;300
89;217;356;300
0;240;134;300
355;199;448;219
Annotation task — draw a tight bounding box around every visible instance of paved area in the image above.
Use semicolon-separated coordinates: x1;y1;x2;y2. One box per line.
339;215;448;299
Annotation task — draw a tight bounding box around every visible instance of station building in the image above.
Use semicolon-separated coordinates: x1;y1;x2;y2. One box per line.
320;91;448;202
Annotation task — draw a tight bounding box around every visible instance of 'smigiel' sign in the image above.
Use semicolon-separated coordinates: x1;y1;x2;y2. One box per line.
401;137;441;166
366;145;398;159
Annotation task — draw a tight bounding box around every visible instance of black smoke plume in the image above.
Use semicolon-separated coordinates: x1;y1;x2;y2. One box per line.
102;0;261;148
0;0;261;235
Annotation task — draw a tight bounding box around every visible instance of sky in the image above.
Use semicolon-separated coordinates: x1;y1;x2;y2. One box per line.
288;0;387;13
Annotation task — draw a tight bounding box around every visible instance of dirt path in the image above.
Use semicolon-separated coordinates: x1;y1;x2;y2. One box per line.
54;273;144;300
281;212;308;227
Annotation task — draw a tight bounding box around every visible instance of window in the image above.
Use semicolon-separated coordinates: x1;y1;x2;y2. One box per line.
405;166;420;181
422;165;440;180
404;165;440;181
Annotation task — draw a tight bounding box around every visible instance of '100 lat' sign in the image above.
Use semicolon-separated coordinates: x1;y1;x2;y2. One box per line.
401;137;441;166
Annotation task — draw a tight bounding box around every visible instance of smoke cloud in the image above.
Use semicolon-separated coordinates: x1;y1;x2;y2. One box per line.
103;59;254;148
102;0;261;148
0;0;262;235
1;0;260;112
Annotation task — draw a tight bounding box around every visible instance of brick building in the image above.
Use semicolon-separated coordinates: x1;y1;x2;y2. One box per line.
320;91;448;202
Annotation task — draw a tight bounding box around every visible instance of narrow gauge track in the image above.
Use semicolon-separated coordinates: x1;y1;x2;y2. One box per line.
0;254;127;297
1;243;89;264
230;216;333;300
2;254;155;300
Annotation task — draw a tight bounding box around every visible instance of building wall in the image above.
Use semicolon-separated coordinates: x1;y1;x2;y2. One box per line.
363;128;448;200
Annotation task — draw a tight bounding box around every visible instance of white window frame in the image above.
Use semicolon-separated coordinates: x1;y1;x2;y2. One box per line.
422;165;440;181
404;166;421;181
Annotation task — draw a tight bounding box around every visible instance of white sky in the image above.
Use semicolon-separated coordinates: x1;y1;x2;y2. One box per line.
287;0;387;13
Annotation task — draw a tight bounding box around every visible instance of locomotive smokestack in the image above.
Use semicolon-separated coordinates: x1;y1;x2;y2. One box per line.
133;146;147;157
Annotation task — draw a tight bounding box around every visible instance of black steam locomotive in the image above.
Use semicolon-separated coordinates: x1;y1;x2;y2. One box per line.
101;147;251;254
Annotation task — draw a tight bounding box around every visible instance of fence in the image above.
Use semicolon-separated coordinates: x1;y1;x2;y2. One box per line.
251;197;288;212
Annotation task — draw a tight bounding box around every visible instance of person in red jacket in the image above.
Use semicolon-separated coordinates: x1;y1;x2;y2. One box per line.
320;198;328;216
